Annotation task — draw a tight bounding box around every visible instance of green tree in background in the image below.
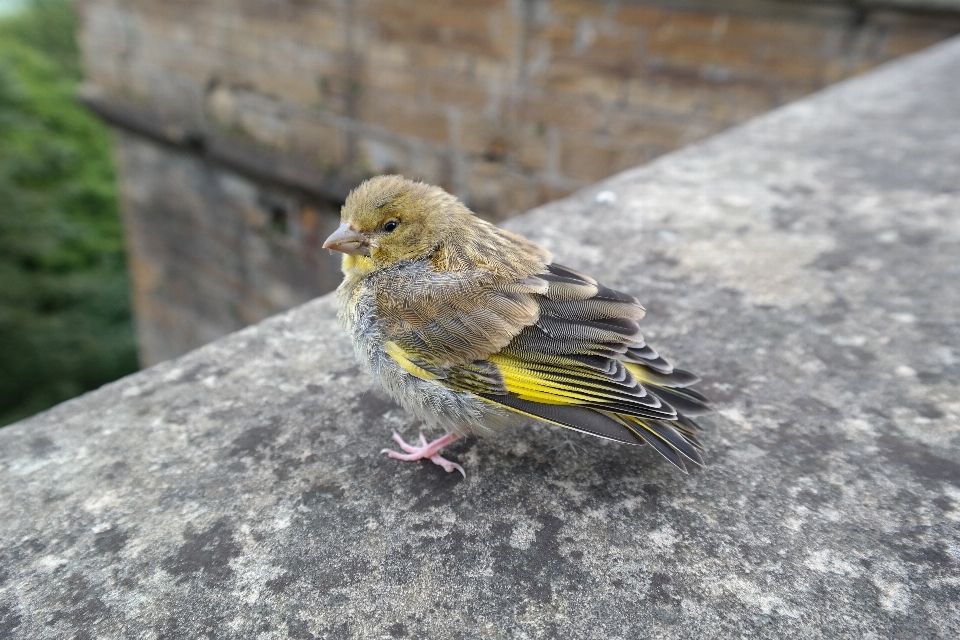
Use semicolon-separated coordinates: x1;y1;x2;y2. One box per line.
0;0;138;426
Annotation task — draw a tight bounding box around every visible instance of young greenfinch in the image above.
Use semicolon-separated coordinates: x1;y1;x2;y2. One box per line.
323;176;710;477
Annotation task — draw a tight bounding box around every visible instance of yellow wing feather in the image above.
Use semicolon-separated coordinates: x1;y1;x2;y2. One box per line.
384;341;439;381
490;354;628;406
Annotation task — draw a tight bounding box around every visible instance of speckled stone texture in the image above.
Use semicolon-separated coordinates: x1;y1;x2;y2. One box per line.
3;37;960;639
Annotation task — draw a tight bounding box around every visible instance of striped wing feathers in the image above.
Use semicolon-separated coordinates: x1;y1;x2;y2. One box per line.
383;262;711;471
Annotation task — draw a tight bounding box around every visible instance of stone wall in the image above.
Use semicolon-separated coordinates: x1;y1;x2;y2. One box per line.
76;0;960;363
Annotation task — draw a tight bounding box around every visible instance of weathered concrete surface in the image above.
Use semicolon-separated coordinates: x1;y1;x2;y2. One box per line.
3;36;960;639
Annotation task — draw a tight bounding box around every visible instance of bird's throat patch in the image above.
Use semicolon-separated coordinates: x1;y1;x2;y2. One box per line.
342;254;376;276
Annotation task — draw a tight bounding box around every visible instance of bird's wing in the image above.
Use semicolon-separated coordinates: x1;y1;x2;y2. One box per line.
371;258;550;366
382;262;711;471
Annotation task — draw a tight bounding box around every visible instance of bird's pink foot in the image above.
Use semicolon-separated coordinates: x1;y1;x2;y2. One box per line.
381;431;465;477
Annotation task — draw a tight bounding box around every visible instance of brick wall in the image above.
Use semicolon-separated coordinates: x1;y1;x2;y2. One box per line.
76;0;960;363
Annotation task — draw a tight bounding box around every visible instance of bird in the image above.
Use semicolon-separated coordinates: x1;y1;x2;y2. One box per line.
323;175;711;477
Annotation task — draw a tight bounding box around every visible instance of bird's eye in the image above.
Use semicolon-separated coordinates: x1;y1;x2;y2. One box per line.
383;220;399;233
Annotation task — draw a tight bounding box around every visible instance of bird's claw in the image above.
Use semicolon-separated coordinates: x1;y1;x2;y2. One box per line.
428;453;465;476
389;430;421;454
381;430;465;478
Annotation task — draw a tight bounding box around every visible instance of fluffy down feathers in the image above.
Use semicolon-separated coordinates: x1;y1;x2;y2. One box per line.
325;175;711;473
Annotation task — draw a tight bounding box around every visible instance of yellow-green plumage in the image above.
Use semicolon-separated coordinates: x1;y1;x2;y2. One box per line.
324;175;711;474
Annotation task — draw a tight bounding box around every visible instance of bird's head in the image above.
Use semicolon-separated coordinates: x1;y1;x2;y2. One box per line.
323;175;469;272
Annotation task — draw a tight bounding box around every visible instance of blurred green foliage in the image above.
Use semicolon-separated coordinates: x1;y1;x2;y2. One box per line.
0;0;138;427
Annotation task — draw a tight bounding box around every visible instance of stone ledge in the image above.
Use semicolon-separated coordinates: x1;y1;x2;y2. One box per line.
2;36;959;638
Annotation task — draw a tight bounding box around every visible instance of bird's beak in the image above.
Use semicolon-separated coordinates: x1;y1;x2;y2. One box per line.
323;223;371;256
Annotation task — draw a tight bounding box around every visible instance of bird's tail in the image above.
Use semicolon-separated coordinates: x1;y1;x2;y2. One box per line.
616;342;712;471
